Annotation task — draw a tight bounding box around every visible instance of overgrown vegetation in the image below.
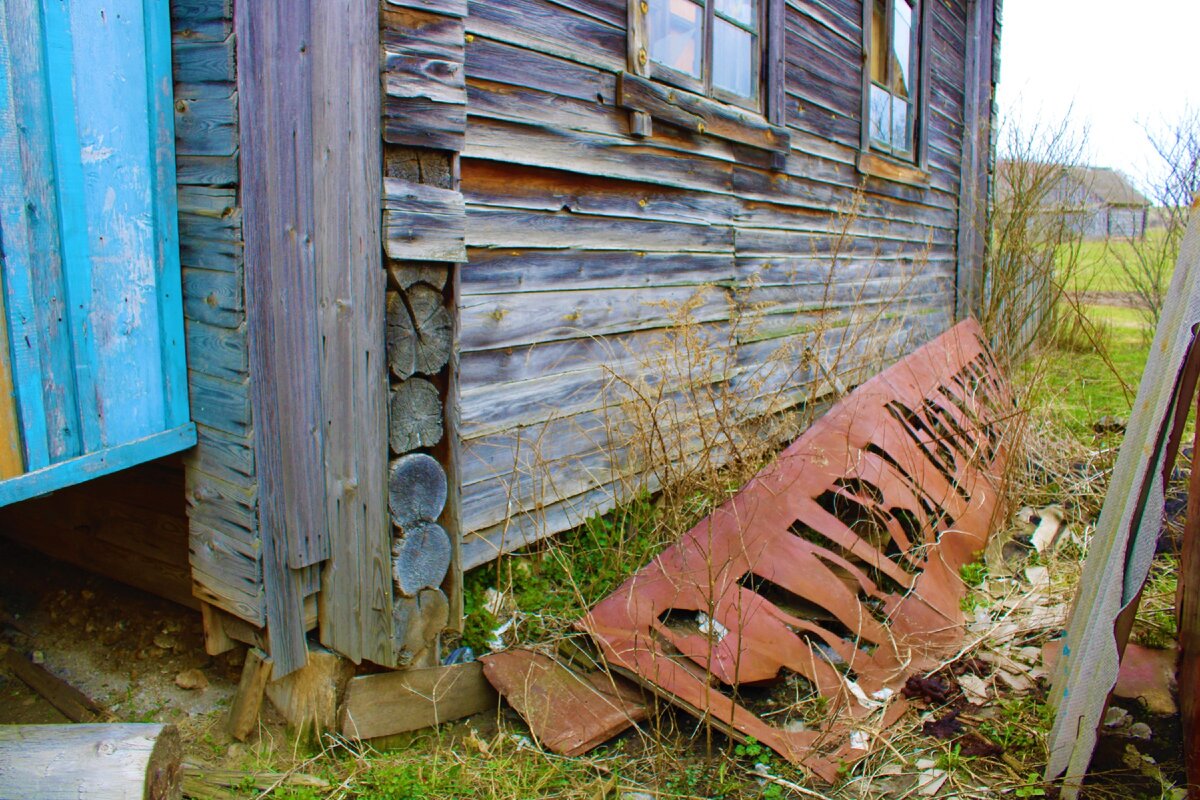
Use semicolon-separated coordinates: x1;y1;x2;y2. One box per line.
182;117;1198;798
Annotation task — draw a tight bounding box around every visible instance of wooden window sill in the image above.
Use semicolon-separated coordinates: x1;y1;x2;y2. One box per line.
617;72;791;162
857;151;930;187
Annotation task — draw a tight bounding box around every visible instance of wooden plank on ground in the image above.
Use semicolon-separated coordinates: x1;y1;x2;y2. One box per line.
3;649;108;722
340;662;497;739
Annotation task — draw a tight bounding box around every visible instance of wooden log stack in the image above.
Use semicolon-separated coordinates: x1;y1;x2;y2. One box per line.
382;141;465;666
377;0;466;669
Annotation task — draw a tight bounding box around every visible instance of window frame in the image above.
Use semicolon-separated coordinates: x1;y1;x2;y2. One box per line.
627;0;787;129
859;0;931;179
640;0;766;113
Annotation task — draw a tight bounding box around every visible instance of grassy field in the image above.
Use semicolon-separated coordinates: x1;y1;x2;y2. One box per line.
1060;230;1175;294
1034;303;1150;437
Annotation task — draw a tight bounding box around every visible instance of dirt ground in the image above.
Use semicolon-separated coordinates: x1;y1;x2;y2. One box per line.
0;537;285;763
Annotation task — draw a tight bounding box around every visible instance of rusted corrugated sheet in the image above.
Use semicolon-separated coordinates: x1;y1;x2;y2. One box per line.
582;319;1011;782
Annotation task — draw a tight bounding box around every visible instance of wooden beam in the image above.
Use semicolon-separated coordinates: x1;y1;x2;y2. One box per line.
955;0;996;321
265;646;354;740
3;650;107;723
235;0;320;677
617;72;791;155
311;0;393;669
0;724;182;800
228;648;273;741
339;663;497;740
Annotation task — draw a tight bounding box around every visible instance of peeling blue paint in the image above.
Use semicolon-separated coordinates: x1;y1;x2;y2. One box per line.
0;0;192;505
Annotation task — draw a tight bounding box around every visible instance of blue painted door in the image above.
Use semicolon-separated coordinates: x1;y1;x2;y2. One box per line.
0;0;194;505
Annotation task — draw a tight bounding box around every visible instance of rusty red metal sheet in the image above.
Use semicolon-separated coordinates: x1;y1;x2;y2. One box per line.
582;319;1012;782
481;649;647;756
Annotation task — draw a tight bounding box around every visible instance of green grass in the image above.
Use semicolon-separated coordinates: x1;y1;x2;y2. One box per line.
461;490;674;652
1060;230;1175;294
1035;304;1150;437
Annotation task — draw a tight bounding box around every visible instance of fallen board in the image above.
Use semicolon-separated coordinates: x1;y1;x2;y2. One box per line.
339;662;497;739
1046;204;1200;797
581;318;1012;782
481;649;647;756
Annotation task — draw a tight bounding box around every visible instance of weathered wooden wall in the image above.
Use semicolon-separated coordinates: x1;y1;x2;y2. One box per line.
381;0;469;657
377;0;993;566
171;0;271;633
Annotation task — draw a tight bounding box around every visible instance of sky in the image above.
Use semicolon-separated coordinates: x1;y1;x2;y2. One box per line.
995;0;1200;193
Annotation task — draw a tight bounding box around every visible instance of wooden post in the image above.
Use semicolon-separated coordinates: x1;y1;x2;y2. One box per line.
0;724;182;800
228;648;274;741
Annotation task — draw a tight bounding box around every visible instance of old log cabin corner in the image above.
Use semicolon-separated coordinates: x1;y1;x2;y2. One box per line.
0;0;1001;725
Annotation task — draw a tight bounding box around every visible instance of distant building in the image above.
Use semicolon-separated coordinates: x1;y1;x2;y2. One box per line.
997;163;1150;239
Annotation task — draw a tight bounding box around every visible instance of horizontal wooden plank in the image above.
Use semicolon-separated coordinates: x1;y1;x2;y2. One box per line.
183;267;244;327
462;249;735;295
176;155;238;187
185;319;247;382
172;16;232;43
464;35;615;103
0;426;197;509
175;91;237;157
383;178;466;262
618;73;791;156
383;99;467;150
459;283;733;353
172;37;235;83
466;206;733;252
186;423;255;487
465;0;624;73
384;0;467;18
341;663;498;739
171;0;233;25
461;159;739;224
382;8;466;104
465;78;626;139
188;370;251;436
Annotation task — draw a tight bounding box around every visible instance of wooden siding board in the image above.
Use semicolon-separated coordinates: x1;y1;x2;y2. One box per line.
384;178;468;262
174;88;237;157
188;370;250;436
384;0;469;18
175;154;238;186
173;0;263;638
465;36;615;104
466;79;627;139
236;0;321;675
313;0;392;668
172;36;235;83
381;8;466;150
185;319;247;383
464;0;624;73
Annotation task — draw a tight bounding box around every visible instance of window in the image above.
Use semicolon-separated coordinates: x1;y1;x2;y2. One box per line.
863;0;925;164
645;0;762;110
621;0;789;161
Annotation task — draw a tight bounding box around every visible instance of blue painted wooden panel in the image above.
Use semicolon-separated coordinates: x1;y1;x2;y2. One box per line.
0;0;195;506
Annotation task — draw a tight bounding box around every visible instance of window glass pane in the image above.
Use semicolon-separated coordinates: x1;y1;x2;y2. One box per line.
649;0;703;78
713;18;754;97
870;0;888;84
891;95;912;154
715;0;755;27
891;0;912;99
869;84;891;147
